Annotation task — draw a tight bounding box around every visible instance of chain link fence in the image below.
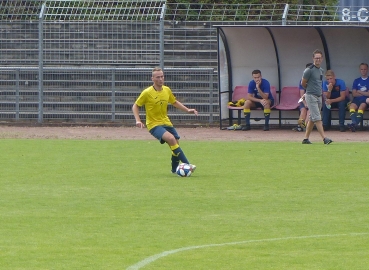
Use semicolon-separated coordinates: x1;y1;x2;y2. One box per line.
1;1;364;125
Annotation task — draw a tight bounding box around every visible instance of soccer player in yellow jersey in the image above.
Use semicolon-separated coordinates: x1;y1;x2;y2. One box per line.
132;67;198;174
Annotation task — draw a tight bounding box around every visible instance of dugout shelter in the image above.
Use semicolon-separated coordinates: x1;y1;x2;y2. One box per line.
216;24;369;129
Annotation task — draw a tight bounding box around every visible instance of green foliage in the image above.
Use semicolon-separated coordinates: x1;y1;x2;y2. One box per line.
0;139;368;268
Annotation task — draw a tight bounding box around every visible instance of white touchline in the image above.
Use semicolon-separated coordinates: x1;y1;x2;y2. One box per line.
126;232;369;270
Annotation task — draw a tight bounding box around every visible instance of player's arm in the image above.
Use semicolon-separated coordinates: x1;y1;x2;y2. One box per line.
323;82;332;99
300;90;307;106
358;90;369;97
247;92;259;103
172;100;198;116
336;90;346;102
352;89;359;97
255;82;268;100
352;88;369;97
301;77;308;90
132;103;145;128
299;88;305;98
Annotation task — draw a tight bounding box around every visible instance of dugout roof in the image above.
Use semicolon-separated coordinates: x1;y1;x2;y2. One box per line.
215;25;369;125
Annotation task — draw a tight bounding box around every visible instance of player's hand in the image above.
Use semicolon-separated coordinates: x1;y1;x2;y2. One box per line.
136;121;145;128
188;109;198;116
328;83;333;92
260;99;268;107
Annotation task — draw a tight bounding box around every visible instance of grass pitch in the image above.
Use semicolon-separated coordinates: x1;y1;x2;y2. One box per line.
0;139;368;269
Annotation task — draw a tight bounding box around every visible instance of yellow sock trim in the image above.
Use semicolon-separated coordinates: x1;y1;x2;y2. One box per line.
243;108;250;113
358;110;364;114
170;144;179;151
264;109;271;114
350;109;355;113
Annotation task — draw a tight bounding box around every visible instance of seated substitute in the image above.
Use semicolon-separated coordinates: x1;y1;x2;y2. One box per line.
322;70;349;132
293;63;312;132
347;63;369;132
243;69;274;131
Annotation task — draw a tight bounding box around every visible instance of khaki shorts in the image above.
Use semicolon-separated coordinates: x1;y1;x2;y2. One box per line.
305;94;322;122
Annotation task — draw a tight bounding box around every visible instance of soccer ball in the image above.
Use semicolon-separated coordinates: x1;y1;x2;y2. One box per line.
176;163;192;177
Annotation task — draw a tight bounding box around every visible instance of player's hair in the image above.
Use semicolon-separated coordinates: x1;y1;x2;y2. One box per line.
252;69;261;75
313;49;323;57
325;70;335;77
152;67;162;75
359;63;368;68
306;63;313;68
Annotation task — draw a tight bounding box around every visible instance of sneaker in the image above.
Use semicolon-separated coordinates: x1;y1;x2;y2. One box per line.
242;125;251;131
263;125;269;131
292;126;303;132
347;123;356;132
302;139;312;144
298;119;306;128
227;124;242;130
189;164;196;173
323;137;333;145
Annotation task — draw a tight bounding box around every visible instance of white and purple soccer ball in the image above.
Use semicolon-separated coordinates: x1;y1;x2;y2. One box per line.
176;163;192;177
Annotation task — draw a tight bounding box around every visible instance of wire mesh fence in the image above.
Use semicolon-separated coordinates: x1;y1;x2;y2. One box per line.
1;1;367;124
0;67;217;124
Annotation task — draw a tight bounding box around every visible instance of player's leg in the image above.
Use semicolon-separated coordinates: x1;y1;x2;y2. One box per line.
299;106;308;127
348;101;359;131
263;99;272;131
150;126;186;173
305;109;310;126
163;133;189;163
322;101;331;131
356;103;367;129
294;104;306;131
302;94;317;142
243;100;254;130
338;100;347;131
161;127;192;169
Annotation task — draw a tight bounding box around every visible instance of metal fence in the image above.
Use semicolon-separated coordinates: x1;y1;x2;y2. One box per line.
0;67;216;124
1;1;365;125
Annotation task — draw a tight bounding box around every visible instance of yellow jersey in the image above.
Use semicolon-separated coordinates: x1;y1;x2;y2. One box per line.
135;85;176;131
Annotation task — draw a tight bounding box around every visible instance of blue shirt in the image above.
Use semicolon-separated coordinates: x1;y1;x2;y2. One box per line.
352;77;369;103
323;78;346;99
248;78;273;101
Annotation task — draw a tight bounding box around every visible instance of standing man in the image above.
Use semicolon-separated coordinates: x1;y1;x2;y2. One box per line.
301;49;332;144
293;63;312;132
243;69;274;131
322;70;349;132
132;67;197;174
348;63;369;132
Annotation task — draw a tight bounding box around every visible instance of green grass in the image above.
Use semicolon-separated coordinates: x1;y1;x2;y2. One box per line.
0;139;368;269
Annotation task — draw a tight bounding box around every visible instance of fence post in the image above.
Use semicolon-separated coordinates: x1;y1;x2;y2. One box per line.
159;4;166;69
282;4;289;25
15;69;20;120
111;69;116;121
209;69;214;123
38;4;46;124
